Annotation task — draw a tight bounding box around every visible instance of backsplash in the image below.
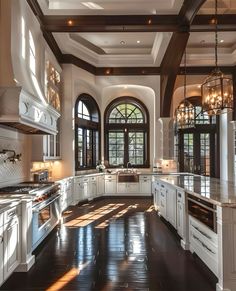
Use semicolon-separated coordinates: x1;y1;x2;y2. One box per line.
0;127;30;187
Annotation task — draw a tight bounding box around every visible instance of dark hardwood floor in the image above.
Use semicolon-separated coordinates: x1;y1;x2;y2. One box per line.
0;198;217;291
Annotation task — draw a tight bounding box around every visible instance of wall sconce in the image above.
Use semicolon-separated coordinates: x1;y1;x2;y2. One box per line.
0;149;22;163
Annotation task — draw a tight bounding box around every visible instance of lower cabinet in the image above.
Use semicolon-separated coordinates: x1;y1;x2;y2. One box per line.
59;177;73;211
166;185;177;229
2;205;21;282
97;175;105;196
104;175;117;194
139;175;152;194
176;190;185;239
189;215;218;276
117;183;139;194
88;177;97;199
159;187;167;219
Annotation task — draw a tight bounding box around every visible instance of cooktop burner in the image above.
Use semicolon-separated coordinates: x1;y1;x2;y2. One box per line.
0;182;54;194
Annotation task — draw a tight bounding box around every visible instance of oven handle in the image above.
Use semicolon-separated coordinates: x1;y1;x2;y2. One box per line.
32;194;60;213
187;197;216;213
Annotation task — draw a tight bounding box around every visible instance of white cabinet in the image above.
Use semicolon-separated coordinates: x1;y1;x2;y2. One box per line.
97;175;105;196
105;175;117;194
88;176;97;199
177;190;185;238
31;131;61;162
166;185;177;228
3;205;21;281
59;177;73;211
117;183;139;194
189;215;218;276
159;185;167;219
139;175;152;195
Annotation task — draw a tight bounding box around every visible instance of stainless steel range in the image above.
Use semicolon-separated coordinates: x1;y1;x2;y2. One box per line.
0;182;61;251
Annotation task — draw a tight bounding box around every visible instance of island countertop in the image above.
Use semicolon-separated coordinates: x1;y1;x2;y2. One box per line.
157;174;236;207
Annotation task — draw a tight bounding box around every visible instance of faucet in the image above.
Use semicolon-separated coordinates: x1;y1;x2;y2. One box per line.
126;162;132;172
0;149;22;163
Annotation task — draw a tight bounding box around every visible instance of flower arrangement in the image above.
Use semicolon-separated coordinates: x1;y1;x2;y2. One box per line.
96;162;106;172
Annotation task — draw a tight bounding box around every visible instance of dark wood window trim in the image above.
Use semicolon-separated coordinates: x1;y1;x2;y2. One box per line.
104;96;150;168
75;94;101;171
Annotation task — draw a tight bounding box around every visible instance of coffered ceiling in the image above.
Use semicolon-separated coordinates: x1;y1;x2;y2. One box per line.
34;0;236;68
38;0;184;15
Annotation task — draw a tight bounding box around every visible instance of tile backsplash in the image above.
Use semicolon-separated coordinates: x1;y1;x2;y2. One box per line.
0;127;30;187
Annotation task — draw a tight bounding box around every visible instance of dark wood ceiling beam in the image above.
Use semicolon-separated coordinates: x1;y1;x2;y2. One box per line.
42;14;236;33
160;0;208;117
191;14;236;32
160;32;190;117
43;15;179;32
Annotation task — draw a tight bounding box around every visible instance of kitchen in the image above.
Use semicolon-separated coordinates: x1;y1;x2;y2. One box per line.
0;0;236;290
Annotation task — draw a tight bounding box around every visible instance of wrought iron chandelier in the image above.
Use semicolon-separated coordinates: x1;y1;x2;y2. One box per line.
201;0;233;115
175;51;195;129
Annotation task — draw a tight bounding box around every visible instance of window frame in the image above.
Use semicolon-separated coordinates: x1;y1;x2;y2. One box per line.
104;97;150;168
75;94;101;171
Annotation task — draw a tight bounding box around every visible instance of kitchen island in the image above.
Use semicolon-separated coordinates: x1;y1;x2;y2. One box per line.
153;174;236;291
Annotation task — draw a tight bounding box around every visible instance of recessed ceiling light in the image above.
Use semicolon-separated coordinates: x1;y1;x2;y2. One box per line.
82;2;104;9
137;40;140;44
148;19;152;25
120;40;125;45
220;39;224;43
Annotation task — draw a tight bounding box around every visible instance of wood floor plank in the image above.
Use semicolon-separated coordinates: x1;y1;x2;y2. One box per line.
0;198;217;291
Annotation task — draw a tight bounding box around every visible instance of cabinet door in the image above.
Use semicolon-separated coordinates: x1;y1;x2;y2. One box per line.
97;176;105;195
177;201;184;238
73;181;81;203
105;180;116;194
4;217;21;280
166;187;177;228
0;226;3;285
159;189;166;219
127;183;139;193
140;180;151;194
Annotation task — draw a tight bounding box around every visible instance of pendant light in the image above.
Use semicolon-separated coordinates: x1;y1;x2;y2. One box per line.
201;0;233;115
175;51;195;129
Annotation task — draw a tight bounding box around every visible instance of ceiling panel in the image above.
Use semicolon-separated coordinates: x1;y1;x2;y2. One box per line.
198;0;236;14
38;0;184;15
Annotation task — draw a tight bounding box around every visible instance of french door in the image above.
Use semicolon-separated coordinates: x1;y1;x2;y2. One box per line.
178;128;218;177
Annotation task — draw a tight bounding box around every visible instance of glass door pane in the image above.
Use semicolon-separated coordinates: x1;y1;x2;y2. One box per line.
183;133;194;173
200;133;211;176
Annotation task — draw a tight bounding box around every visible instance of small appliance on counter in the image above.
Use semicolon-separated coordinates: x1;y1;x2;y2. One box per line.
33;170;49;182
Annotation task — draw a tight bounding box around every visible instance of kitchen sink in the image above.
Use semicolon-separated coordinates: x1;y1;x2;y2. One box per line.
118;173;139;183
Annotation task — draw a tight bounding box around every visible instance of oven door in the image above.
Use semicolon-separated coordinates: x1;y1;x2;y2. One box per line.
32;195;60;251
188;194;217;233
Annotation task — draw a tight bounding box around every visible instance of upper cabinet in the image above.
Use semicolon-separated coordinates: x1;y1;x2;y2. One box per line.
45;61;61;112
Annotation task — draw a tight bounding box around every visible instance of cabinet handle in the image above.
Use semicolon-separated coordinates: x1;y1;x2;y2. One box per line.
0;235;3;243
192;224;211;240
161;193;165;197
8;210;16;218
192;234;215;255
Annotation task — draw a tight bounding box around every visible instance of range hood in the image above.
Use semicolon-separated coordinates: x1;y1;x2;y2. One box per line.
0;87;60;134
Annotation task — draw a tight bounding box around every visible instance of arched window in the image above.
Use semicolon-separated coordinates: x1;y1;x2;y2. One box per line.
104;97;149;168
75;94;100;170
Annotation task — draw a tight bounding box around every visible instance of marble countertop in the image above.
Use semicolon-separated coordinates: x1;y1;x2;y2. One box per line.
157;174;236;207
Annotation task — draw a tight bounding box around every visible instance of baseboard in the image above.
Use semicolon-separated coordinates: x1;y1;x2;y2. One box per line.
15;255;35;272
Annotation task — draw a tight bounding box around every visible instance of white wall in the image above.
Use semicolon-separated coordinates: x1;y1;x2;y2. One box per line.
60;65;161;177
0;127;30;187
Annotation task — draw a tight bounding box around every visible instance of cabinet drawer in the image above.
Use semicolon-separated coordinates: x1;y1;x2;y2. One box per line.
189;216;217;245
